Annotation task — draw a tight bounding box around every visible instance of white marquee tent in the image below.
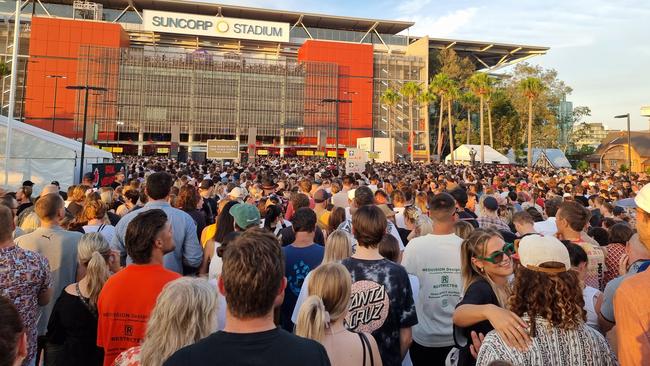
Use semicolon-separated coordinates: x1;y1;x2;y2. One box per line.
445;144;510;165
0;116;112;193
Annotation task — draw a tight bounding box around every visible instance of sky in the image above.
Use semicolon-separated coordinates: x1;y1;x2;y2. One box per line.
196;0;650;131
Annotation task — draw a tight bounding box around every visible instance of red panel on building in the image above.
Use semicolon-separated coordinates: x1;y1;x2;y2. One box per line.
298;40;374;148
25;17;129;139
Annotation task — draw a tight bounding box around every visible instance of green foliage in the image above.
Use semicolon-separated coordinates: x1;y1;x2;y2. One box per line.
576;160;589;171
646;167;650;175
400;81;421;99
619;164;628;173
429;48;475;83
579;145;595;155
0;62;9;77
380;88;399;106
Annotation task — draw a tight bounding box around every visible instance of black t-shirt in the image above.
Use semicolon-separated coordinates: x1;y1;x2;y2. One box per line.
163;328;330;366
458;208;479;228
341;257;418;366
455;278;499;366
397;227;411;246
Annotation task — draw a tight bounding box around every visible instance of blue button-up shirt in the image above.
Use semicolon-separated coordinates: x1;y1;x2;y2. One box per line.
111;200;203;274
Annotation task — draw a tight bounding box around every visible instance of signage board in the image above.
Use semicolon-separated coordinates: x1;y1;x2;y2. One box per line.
207;139;240;160
327;151;337;157
257;149;269;156
90;163;126;188
346;148;367;175
297;150;314;156
143;10;290;43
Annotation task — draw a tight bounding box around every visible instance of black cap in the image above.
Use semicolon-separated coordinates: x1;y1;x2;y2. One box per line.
83;172;94;181
51;181;60;187
22;180;34;187
483;196;499;211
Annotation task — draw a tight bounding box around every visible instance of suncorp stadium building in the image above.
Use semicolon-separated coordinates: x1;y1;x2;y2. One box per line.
0;0;547;160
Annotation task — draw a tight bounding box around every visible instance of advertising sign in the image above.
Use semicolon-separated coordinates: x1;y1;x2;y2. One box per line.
346;148;367;175
207;139;240;160
143;10;290;43
90;163;126;188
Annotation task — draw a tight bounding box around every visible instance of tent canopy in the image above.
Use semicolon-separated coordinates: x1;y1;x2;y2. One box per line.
445;144;510;164
530;148;572;169
0;116;112;193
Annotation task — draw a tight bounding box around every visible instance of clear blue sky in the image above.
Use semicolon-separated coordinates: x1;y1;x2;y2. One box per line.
198;0;650;131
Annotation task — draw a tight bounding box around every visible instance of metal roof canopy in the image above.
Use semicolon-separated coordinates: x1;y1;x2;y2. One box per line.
43;0;415;34
425;37;549;71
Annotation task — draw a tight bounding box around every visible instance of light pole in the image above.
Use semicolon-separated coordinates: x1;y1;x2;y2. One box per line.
321;98;352;163
46;75;66;132
343;91;358;147
614;113;632;176
66;85;107;183
116;121;124;144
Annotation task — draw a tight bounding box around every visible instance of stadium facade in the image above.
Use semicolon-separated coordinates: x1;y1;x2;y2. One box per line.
0;0;548;159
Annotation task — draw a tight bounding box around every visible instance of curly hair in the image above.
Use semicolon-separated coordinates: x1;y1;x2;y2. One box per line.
508;265;586;337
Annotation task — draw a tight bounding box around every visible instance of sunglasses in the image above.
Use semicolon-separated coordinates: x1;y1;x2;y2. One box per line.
477;242;516;264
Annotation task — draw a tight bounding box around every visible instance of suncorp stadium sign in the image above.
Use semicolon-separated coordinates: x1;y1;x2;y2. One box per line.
142;10;290;43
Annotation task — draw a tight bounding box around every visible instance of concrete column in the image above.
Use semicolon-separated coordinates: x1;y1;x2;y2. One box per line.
137;130;144;156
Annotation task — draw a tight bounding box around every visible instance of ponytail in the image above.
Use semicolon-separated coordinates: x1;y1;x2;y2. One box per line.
295;295;328;342
86;251;111;308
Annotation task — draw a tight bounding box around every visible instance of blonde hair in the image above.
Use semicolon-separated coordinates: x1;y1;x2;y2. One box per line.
140;278;218;366
77;233;112;308
322;230;352;264
415;191;428;214
295;263;351;342
20;211;41;234
454;220;475;240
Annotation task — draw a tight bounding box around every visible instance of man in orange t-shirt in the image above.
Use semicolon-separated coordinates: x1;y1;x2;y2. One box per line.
97;209;180;366
614;183;650;366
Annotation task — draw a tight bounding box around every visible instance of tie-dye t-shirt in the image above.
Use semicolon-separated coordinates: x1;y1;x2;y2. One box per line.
280;244;324;331
342;257;418;366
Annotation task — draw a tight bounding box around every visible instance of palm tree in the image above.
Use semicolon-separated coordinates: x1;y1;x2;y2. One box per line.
517;77;545;167
0;61;10;77
445;81;460;164
429;73;453;161
484;77;496;147
380;88;400;162
467;72;492;164
417;91;437;162
459;91;479;145
400;81;422;162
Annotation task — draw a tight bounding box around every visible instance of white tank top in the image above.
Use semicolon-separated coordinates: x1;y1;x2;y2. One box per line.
583;285;601;332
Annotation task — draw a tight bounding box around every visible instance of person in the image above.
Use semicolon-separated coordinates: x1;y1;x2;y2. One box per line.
0;205;52;366
110;171;125;190
453;229;529;366
112;172;202;275
454;220;475;240
115;189;139;217
402;193;462;365
16;186;33;217
280;207;325;331
296;263;382;366
113;277;218;366
328;206;346;234
313;189;331;231
174;185;207;240
563;242;602;333
613;183;650;366
332;175;354;208
262;204;292;236
450;188;478;228
392;190;408;229
0;194;25;239
199;200;237;280
198;179;217;225
291;229;353;325
532;197;561;236
476;196;511;233
602;222;633;287
46;233;120;366
0;296;29;366
555;201;605;290
97;209;181;366
475;235;617;366
342;205;417;366
81;200;116;243
67;185;88;218
164;229;331;366
510;211;538;240
15;193;81;364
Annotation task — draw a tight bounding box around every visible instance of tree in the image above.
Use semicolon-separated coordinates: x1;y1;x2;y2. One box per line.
445;80;460;164
467;73;493;164
429;73;453;161
567;106;592;152
380;88;400;161
417;91;437;162
576;160;589;172
400;81;422;162
458;91;479;145
0;62;9;77
517;77;545;167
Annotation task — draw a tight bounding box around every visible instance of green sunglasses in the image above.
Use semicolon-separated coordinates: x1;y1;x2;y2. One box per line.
477;242;516;264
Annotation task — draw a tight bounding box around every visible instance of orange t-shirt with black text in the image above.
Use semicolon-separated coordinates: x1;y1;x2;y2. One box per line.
97;264;180;366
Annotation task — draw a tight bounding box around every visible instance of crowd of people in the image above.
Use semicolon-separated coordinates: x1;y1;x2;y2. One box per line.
1;156;649;366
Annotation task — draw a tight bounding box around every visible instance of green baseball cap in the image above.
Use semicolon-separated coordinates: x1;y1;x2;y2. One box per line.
229;203;261;229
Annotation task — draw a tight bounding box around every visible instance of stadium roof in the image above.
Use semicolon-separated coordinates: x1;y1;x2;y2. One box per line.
43;0;415;34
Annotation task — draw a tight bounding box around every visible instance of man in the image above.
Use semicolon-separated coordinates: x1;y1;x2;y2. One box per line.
112;171;202;274
0;296;29;366
449;187;478;228
402;193;463;365
230;202;261;232
279;194;325;246
97;209;181;366
110;171;125;190
332;175;354;208
533;197;561;236
476;196;511;232
280;207;324;331
313;189;331;230
613;183;650;366
512;211;539;239
0;205;51;366
199;179;217;225
227;186;246;202
342;205;417;366
15;186;33;217
556;201;604;290
82;171;96;188
164;229;331;366
15;193;81;362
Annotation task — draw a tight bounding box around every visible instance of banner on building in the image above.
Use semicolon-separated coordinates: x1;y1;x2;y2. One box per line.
207;139;240;160
90;163;126;188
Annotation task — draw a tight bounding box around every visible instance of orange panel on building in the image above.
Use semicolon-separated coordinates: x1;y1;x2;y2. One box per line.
25;17;129;139
298;40;374;148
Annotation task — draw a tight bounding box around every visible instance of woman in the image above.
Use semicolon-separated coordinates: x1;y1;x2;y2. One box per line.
174;185;206;240
296;263;382;366
328;207;347;233
602;222;633;287
564;242;602;333
113;277;218;366
67;185;89;218
199;200;237;280
405;206;433;243
476;235;617;365
81;200;116;243
116;189;139;217
47;233;120;366
262;204;292;237
453;229;529;366
291;229;353;324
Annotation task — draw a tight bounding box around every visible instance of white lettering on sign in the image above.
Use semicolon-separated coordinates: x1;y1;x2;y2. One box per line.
143;10;290;43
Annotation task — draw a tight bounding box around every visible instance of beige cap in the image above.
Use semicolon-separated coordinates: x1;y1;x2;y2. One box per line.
518;235;571;274
635;183;650;213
